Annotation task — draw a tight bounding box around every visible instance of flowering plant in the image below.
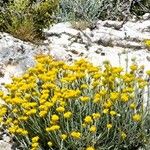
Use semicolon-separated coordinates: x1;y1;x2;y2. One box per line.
0;55;149;150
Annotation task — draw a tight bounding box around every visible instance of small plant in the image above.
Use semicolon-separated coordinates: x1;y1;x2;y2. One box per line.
71;20;91;30
0;55;150;149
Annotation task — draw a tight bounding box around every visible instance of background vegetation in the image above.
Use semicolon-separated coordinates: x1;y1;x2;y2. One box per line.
57;0;150;22
0;0;59;42
0;0;150;42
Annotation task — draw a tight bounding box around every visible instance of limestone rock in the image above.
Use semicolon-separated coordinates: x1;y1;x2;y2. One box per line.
143;13;150;20
0;141;12;150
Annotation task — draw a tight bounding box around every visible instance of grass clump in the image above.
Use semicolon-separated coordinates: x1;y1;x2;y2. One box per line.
0;55;150;150
0;0;59;42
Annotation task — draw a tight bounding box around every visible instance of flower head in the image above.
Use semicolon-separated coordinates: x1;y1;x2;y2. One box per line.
86;146;95;150
64;111;72;119
60;134;67;140
133;114;141;122
51;115;59;122
71;131;81;139
89;125;97;133
84;116;93;124
107;123;112;129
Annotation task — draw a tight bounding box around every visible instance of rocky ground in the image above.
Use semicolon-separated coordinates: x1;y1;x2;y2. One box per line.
0;13;150;149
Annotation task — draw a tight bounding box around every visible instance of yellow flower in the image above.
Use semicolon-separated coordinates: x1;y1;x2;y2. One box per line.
80;96;90;102
71;131;81;139
110;111;117;116
51;115;59;122
0;107;7;117
82;123;86;128
12;108;18;113
93;93;101;103
80;84;88;89
86;146;95;150
39;111;47;117
60;134;67;140
99;90;107;96
103;109;109;114
144;39;150;47
39;99;46;104
92;81;99;87
0;117;3;123
17;128;28;135
56;107;65;113
146;70;150;76
112;67;123;74
46;125;60;132
130;65;138;71
121;93;129;102
93;98;101;103
5;118;13;124
8;126;17;133
121;132;127;140
103;100;112;108
110;92;119;101
133;114;141;122
31;142;39;148
25;109;36;116
123;87;134;93
89;125;97;133
18;116;28;121
31;148;37;150
48;141;53;147
93;73;101;79
139;82;147;89
32;136;39;143
84;116;93;124
0;91;4;97
63;89;81;99
107;123;112;129
130;103;136;109
21;130;28;135
92;113;101;119
64;111;72;119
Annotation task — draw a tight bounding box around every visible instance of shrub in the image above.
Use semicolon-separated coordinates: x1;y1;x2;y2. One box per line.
0;55;150;149
57;0;150;22
0;0;59;42
57;0;105;22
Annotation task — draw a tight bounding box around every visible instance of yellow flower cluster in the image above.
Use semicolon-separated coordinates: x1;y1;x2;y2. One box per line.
0;55;147;149
31;136;39;150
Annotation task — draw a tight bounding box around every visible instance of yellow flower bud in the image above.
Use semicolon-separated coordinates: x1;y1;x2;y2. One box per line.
107;123;112;129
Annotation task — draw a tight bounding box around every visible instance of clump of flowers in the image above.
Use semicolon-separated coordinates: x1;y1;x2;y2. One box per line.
0;55;150;149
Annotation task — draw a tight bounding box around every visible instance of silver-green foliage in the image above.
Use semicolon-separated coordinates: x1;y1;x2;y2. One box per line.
57;0;150;22
0;0;59;42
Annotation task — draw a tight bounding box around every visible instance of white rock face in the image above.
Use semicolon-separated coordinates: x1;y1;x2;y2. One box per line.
143;13;150;20
0;141;12;150
43;17;150;71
